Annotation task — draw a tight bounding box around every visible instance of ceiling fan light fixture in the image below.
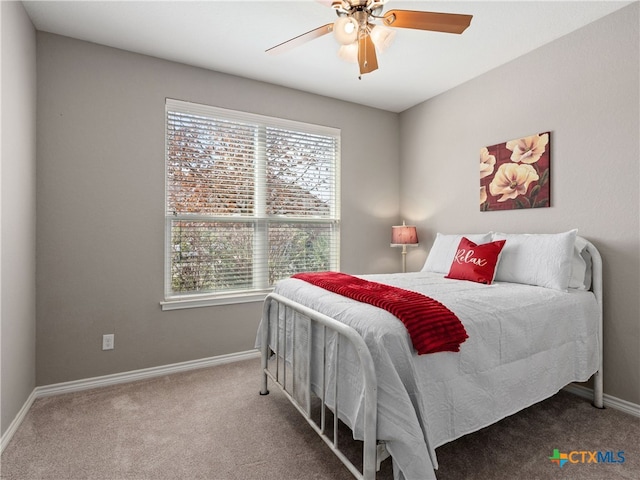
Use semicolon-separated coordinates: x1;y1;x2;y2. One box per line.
370;24;395;52
334;16;358;45
337;42;359;63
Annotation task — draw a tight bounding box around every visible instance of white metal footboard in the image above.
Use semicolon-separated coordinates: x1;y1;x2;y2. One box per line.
260;292;380;480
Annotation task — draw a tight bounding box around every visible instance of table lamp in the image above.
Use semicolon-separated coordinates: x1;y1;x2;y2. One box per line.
391;221;419;273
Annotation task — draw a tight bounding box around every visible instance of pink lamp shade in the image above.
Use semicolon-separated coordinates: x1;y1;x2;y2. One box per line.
391;225;419;246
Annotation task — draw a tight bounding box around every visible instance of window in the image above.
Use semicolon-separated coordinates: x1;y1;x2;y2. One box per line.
162;99;340;309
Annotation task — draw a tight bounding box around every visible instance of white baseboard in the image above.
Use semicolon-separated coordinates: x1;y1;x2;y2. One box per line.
35;349;260;398
1;349;260;453
563;383;640;417
0;389;38;453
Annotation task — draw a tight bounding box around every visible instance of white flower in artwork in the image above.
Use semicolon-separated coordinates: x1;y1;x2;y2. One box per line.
489;163;539;202
480;147;496;179
480;186;487;205
506;133;549;164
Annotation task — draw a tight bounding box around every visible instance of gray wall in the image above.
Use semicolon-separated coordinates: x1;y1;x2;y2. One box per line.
399;3;639;404
35;33;400;386
1;2;37;436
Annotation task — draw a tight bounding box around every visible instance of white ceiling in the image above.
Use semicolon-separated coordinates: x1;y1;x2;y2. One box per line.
23;0;632;112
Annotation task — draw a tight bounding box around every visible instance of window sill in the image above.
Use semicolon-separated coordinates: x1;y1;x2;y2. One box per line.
160;290;272;311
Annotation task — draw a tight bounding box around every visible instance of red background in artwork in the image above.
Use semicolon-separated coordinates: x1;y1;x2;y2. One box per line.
481;132;550;211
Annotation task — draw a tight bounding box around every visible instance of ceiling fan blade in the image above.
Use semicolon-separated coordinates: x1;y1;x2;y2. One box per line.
358;32;378;75
266;23;334;55
382;10;472;34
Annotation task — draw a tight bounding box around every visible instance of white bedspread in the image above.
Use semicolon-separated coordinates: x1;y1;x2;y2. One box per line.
262;271;600;480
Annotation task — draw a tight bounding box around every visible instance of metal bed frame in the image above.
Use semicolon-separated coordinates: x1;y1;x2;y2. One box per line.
587;240;604;409
259;238;604;479
259;293;383;479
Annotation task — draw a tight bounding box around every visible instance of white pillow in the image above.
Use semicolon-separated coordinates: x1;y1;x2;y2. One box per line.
492;230;578;291
422;233;493;273
569;236;592;290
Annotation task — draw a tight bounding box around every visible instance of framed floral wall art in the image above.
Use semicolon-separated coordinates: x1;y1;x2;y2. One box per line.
480;132;550;211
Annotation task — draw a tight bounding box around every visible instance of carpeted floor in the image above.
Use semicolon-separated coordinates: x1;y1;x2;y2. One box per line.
1;357;638;480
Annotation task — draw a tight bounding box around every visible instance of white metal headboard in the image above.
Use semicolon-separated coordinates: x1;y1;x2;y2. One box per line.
581;236;604;408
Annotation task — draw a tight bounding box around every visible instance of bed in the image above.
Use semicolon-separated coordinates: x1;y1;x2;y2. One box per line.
257;231;603;480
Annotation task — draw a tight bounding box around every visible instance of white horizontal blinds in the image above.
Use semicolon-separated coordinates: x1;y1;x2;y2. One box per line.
266;127;337;217
165;99;340;299
166;111;257;216
170;221;254;294
265;126;339;287
268;222;338;286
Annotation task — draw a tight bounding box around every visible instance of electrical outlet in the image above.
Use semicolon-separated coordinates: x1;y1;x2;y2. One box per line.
102;334;114;350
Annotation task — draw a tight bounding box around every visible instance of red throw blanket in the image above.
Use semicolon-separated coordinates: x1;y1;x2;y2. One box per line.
291;272;468;354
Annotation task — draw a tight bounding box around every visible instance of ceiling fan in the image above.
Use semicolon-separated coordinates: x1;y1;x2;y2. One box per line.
266;0;473;77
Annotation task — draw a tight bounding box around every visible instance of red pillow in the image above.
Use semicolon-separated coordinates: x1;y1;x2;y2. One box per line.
445;237;506;284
